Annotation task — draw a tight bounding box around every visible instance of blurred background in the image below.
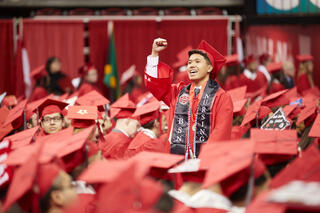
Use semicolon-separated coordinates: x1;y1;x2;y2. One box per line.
0;0;319;100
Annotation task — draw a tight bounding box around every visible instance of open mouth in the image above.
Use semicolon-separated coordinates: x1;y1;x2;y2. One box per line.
189;69;198;76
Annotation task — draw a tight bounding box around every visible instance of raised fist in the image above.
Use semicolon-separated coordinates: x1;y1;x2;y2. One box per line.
151;38;167;57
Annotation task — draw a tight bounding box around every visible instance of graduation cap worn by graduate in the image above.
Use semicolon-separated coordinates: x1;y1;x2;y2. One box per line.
225;54;239;67
110;93;136;119
75;90;110;112
251;128;298;165
37;98;68;119
67;105;98;128
241;100;272;127
132;100;161;125
3;126;40;150
2;142;44;212
266;62;282;73
296;54;314;62
199;140;266;197
262;89;289;108
227;86;248;114
3;99;28;129
0;106;13;140
309;112;320;138
189;40;226;79
96;162;163;213
270;144;320;189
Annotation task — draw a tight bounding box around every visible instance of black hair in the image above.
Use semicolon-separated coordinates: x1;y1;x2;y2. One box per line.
188;50;212;65
39;184;60;213
229;173;267;203
142;119;157;130
45;57;60;74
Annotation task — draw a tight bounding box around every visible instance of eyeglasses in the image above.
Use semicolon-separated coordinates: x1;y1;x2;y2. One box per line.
42;116;62;123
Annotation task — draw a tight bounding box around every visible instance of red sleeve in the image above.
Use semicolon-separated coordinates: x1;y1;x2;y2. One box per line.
145;61;183;106
209;90;233;142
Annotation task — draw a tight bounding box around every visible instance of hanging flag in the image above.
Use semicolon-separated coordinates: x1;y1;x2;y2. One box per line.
104;21;120;100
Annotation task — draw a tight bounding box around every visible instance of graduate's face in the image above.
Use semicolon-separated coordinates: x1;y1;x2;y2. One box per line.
51;171;77;209
85;68;98;83
50;59;61;74
41;112;64;134
187;54;212;83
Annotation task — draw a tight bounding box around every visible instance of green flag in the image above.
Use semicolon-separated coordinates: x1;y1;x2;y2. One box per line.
104;23;120;99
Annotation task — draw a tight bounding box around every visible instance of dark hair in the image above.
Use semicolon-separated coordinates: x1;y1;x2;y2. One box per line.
45;57;60;74
142;120;157;130
188;50;212;65
229;174;267;203
39;184;60;213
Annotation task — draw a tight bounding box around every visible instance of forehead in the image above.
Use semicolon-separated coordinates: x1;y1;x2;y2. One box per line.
188;53;206;61
43;112;61;119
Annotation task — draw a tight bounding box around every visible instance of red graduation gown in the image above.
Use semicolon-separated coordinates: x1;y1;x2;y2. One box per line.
100;131;132;159
144;61;233;151
124;131;166;158
77;82;98;97
239;71;268;93
297;73;311;95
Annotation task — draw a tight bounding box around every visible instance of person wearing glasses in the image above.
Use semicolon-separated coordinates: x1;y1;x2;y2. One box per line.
37;99;68;136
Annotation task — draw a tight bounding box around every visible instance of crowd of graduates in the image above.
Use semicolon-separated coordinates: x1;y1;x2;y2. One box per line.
0;39;319;213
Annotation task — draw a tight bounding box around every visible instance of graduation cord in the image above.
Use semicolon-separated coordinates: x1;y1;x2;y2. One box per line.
185;107;193;161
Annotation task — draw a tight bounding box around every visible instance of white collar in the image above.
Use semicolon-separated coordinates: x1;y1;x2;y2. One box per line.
243;69;257;80
258;65;271;83
139;127;156;139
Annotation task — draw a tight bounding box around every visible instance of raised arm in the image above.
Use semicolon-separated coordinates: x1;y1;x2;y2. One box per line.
145;38;175;106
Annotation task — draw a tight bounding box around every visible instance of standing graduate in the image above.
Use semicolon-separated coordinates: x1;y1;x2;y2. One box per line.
77;63;100;97
144;38;233;159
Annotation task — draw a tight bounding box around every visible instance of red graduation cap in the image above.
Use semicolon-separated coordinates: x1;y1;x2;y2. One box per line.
37;163;61;197
96;163;163;213
67;105;97;128
78;160;135;184
227;86;247;102
241;100;262;126
262;89;289;108
259;53;272;64
309;113;320;138
199;140;266;196
246;191;286;213
269;144;320;189
26;94;55;120
132;101;161;125
296;104;317;125
2;99;27;128
173;45;193;68
251;128;298;155
244;55;257;68
130;151;184;179
0;106;13;140
225;54;239;67
76;90;110;111
110;93;136;119
37;98;68;119
190;40;226;79
2;142;43;211
267;62;283;73
228;86;248;114
4;126;39;150
296;54;314;62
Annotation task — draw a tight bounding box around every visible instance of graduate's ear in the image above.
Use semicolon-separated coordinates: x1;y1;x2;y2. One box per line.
207;64;213;73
